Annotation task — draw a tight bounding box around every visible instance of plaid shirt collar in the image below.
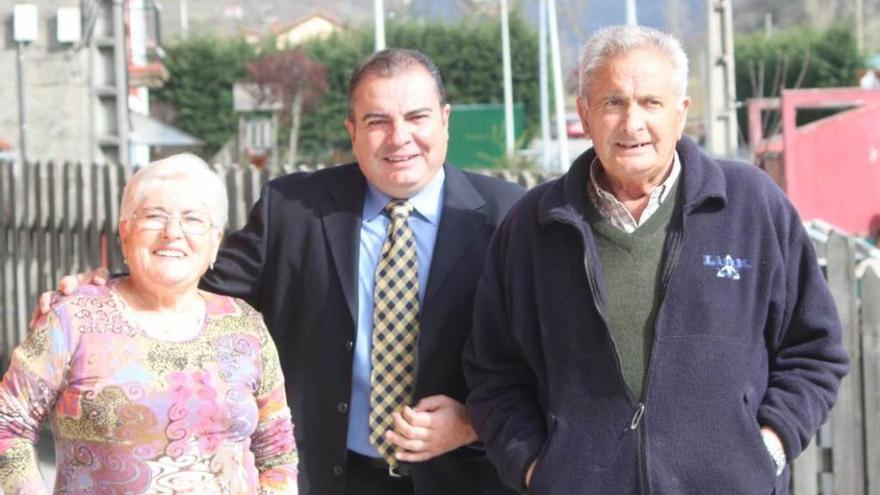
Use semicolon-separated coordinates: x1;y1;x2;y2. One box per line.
587;152;681;233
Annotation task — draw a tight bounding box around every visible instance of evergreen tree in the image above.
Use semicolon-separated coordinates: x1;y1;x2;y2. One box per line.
154;37;257;156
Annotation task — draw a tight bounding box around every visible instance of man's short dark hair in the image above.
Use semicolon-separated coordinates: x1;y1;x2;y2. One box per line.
346;48;448;119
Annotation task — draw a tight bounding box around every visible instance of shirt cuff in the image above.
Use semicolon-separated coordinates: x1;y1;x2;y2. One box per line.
761;428;787;476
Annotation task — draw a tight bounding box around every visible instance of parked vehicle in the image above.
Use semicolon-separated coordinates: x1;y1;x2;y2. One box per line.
566;113;585;138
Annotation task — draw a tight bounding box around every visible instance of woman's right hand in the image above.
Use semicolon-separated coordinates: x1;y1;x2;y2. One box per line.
29;267;110;328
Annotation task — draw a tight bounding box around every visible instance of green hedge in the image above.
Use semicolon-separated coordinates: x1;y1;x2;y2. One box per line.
156;14;541;164
734;24;861;140
154;37;258;156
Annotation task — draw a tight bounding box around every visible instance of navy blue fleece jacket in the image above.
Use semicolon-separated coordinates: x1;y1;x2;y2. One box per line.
464;137;850;494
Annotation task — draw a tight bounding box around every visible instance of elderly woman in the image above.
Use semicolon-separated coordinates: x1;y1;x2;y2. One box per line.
0;154;298;494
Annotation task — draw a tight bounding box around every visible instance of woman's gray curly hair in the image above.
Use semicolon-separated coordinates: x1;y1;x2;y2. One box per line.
120;153;228;229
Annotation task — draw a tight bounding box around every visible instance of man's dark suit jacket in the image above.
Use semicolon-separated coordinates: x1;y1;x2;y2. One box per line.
202;163;524;495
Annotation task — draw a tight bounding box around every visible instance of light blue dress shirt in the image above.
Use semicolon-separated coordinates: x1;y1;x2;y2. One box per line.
347;168;446;457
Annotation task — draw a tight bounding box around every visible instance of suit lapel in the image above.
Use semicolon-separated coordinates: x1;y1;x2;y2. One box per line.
321;166;366;323
424;165;486;306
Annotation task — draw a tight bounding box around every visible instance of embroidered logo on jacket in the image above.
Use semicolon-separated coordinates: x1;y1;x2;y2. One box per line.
703;254;751;280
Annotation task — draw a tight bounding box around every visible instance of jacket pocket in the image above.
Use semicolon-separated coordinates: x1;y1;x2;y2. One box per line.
527;413;557;493
742;393;778;484
646;338;777;493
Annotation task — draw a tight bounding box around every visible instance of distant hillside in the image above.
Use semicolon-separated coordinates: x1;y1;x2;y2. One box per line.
733;0;879;53
156;0;878;94
157;0;704;71
159;0;878;56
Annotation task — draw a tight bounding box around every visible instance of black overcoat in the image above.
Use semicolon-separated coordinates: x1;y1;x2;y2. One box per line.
203;163;523;495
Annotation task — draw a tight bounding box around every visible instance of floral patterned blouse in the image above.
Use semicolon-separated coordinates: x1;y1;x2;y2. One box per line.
0;281;298;494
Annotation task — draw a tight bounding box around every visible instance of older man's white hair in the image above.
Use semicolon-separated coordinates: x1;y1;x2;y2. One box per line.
578;25;689;102
120;153;228;229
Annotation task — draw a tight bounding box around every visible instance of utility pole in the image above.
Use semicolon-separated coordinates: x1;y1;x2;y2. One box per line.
374;0;386;52
13;4;37;164
538;0;551;170
86;0;131;165
625;0;638;26
15;43;29;164
547;0;568;171
705;0;738;157
113;0;130;166
180;0;189;40
666;0;680;36
500;0;515;156
855;0;864;53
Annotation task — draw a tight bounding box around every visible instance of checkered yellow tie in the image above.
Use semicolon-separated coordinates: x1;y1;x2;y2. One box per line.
369;199;420;469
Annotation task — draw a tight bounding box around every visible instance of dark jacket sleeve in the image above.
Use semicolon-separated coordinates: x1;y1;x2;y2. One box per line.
463;219;547;492
201;183;272;309
757;211;850;460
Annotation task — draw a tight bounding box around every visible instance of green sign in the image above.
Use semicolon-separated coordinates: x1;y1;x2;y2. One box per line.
448;103;524;169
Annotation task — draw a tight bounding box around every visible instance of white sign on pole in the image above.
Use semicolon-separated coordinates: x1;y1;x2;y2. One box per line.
57;7;82;43
14;4;38;43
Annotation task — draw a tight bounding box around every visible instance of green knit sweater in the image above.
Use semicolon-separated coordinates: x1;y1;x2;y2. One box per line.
584;181;679;398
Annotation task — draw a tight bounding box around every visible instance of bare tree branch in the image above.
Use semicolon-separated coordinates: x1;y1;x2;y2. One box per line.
792;49;812;89
748;59;759;97
768;49;811;137
769;54;786;98
758;60;765;98
767;59;786;137
245;50;328;168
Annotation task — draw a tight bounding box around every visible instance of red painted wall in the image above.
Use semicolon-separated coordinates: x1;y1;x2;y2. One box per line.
779;89;880;236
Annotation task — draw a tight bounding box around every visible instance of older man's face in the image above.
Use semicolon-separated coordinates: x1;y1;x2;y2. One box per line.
576;47;689;191
345;67;451;199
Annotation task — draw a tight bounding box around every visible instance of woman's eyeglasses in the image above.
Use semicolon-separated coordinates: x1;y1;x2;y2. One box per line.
130;210;213;235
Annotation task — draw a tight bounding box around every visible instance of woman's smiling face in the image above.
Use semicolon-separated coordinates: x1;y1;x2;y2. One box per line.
119;178;222;292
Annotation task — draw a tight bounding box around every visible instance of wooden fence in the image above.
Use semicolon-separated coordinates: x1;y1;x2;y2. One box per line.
0;160;553;367
0;159;878;494
798;233;880;495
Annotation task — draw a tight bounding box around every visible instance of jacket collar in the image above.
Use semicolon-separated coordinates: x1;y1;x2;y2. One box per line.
423;164;486;303
322;164;368;322
537;136;727;227
320;163;486;319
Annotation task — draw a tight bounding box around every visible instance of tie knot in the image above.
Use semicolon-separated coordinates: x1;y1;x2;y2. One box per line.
385;199;414;220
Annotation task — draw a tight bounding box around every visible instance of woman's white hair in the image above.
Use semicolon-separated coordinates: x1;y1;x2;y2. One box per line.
119;153;228;229
578;25;689;102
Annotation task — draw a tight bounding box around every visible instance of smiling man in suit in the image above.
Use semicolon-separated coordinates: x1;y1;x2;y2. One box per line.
204;48;523;495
